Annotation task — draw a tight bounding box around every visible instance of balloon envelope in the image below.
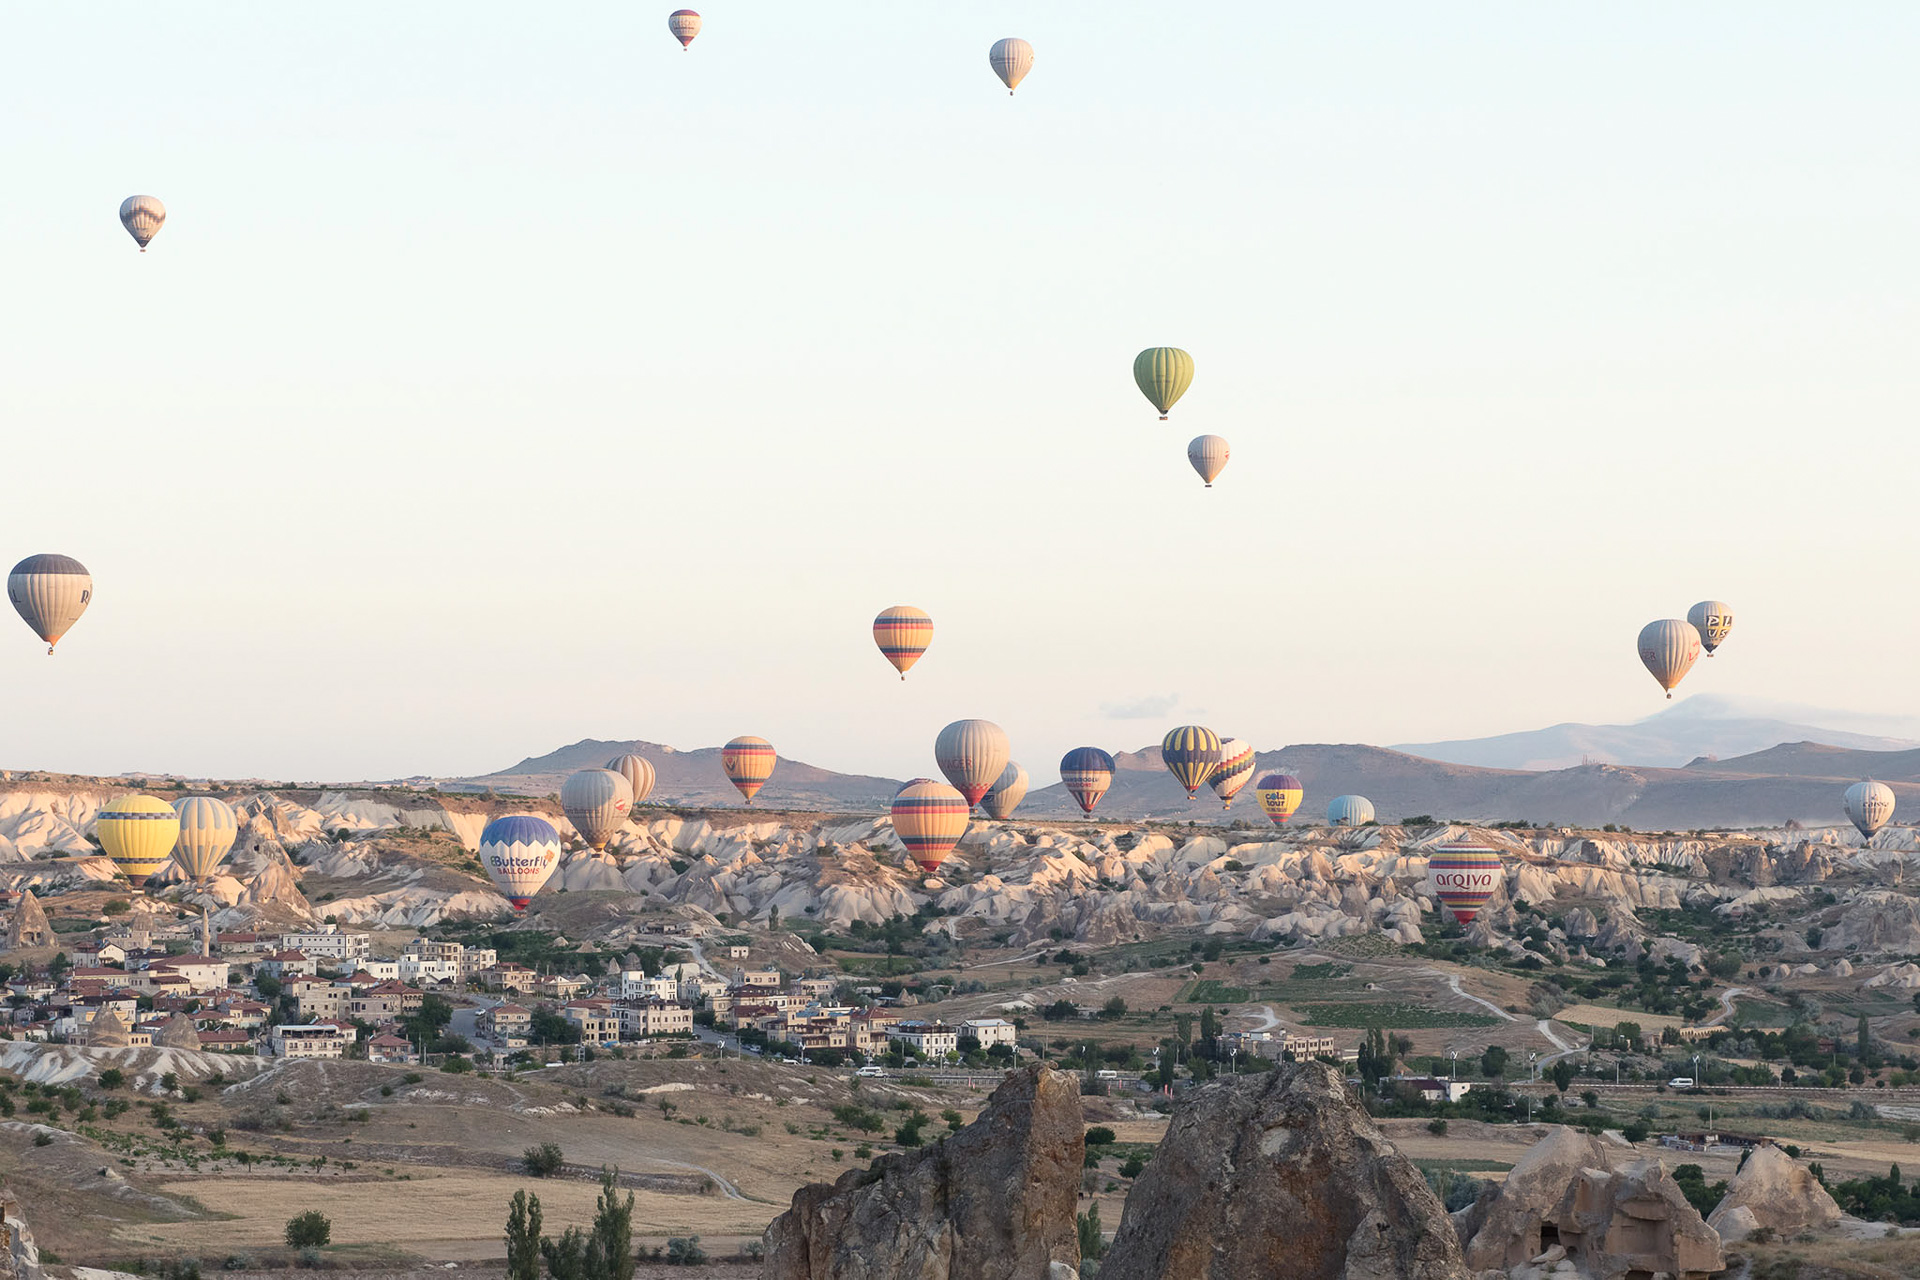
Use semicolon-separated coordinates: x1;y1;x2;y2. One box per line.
1209;738;1255;806
1255;772;1303;825
1686;600;1734;655
172;796;238;882
989;37;1033;93
480;814;562;911
668;9;701;47
1060;747;1116;816
1846;780;1895;839
1161;725;1223;798
119;195;165;249
1133;348;1194;418
606;753;656;806
561;769;633;850
935;719;1011;807
9;554;91;653
1636;619;1702;698
892;778;970;872
981;762;1028;820
1427;841;1504;925
722;736;777;803
873;606;933;679
1327;794;1375;827
1187;435;1229;487
97;795;181;887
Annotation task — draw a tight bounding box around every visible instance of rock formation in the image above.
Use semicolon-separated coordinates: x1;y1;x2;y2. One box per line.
86;1008;132;1049
4;892;48;950
1098;1061;1468;1280
155;1015;202;1051
1706;1143;1840;1242
761;1064;1082;1279
1453;1126;1723;1280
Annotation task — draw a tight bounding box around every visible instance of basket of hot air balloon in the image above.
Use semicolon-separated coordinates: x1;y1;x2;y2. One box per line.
1427;842;1505;926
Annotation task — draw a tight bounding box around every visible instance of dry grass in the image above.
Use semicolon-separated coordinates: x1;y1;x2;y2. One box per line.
1551;1003;1688;1033
1732;1232;1920;1280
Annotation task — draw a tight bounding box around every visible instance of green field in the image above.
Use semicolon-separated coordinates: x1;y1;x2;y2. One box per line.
1731;998;1793;1027
1411;1158;1513;1174
1180;980;1251;1004
1298;1002;1502;1029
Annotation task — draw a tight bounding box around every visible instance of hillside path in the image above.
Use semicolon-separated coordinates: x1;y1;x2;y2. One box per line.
1702;986;1748;1027
1424;969;1516;1022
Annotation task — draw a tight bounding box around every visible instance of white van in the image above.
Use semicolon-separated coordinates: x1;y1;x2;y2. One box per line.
855;1065;886;1078
1667;1077;1695;1089
1095;1069;1120;1080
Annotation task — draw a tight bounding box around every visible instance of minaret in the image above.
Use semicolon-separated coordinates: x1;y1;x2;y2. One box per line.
201;903;214;958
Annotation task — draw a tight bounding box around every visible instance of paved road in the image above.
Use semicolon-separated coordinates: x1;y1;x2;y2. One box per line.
1702;986;1748;1027
1427;968;1515;1023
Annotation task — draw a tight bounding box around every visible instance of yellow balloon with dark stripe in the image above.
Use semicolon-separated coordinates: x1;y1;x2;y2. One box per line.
1160;725;1223;798
97;794;182;887
1133;347;1194;419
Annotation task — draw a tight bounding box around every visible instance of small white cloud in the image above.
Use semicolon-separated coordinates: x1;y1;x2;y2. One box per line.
1101;694;1180;720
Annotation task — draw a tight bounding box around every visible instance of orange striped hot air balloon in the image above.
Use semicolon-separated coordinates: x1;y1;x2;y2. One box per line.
721;736;776;804
872;606;933;679
891;778;970;873
1427;842;1504;925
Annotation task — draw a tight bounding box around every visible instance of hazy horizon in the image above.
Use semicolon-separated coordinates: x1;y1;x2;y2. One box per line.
2;3;1916;783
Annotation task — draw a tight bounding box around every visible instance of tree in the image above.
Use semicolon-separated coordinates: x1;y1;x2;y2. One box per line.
284;1211;331;1249
1480;1046;1509;1079
665;1237;706;1265
1100;997;1127;1021
1077;1204;1105;1261
505;1190;542;1280
588;1167;634;1280
541;1228;588;1280
404;994;455;1044
530;1008;583;1045
1550;1060;1574;1093
524;1142;564;1177
1199;1007;1219;1043
1860;1013;1873;1061
97;1068;124;1090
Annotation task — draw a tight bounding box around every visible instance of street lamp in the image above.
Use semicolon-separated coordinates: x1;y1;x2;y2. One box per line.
1450;1050;1457;1082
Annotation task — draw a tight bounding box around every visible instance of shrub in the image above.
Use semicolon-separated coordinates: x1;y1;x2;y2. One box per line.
98;1068;125;1090
1084;1126;1116;1147
523;1143;565;1177
402;1072;423;1084
441;1056;472;1075
32;1133;52;1148
665;1236;706;1265
159;1258;202;1280
284;1210;331;1249
1428;1119;1449;1136
1120;1154;1146;1179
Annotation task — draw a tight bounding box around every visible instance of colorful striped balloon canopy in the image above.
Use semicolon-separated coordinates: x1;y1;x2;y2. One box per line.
1254;772;1303;825
1427;842;1505;925
721;736;777;804
480;814;562;912
1160;725;1223;798
1209;738;1255;807
1060;747;1116;816
891;778;970;873
872;606;933;679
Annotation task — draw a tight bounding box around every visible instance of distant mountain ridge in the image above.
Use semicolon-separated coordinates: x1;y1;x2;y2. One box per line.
458;738;902;810
1393;695;1920;770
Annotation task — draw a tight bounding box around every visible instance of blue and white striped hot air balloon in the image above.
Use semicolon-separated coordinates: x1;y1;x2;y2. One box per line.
479;815;562;912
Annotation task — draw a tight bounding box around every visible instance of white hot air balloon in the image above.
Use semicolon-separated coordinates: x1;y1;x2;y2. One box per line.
171;796;238;883
1187;435;1230;487
1846;780;1895;839
1636;619;1702;699
606;753;656;806
119;196;166;251
1687;601;1733;656
561;769;633;851
935;719;1012;809
981;762;1028;821
989;38;1034;94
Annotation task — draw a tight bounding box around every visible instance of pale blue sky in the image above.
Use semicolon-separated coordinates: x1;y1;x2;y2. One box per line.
0;4;1915;782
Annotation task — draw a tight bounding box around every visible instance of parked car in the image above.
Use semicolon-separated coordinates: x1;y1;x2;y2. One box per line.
855;1065;886;1078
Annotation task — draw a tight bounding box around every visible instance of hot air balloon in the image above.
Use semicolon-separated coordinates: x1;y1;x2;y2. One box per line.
1188;436;1229;487
981;762;1028;820
668;9;701;48
119;196;165;251
1637;619;1702;699
97;795;181;887
722;736;776;804
1209;739;1255;807
479;814;563;912
1133;348;1194;420
1160;725;1223;799
171;796;238;883
1846;780;1895;839
935;719;1011;807
989;38;1033;94
1327;795;1375;827
1254;772;1303;825
561;769;633;850
1427;841;1504;925
1687;601;1734;656
9;554;91;654
1060;747;1116;816
606;753;656;806
873;606;933;679
891;779;970;873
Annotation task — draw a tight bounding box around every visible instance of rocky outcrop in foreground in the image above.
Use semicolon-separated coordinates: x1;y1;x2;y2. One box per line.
761;1064;1082;1280
1099;1062;1468;1280
1453;1126;1723;1279
1706;1143;1841;1242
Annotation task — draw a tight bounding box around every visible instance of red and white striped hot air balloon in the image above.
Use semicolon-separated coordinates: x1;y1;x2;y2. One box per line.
1427;842;1504;925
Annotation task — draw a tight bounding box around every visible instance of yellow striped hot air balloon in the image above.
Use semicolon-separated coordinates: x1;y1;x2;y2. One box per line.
1254;772;1303;825
172;796;238;883
97;794;181;887
722;736;777;804
1134;348;1194;419
873;606;933;679
891;779;970;873
1160;725;1223;799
